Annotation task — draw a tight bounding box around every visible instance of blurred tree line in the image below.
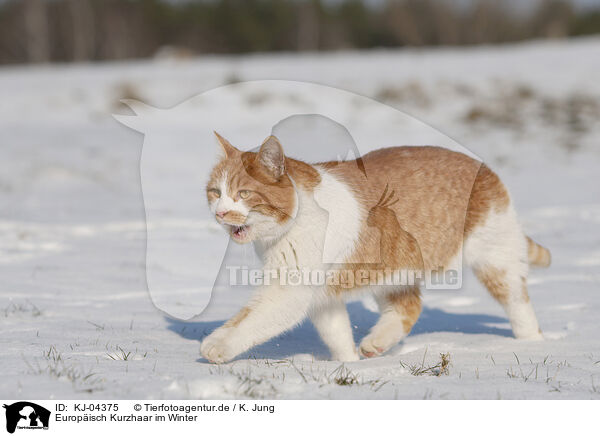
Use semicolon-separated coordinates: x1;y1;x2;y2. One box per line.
0;0;599;64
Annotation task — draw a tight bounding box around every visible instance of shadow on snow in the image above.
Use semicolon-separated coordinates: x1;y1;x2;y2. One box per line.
166;302;511;362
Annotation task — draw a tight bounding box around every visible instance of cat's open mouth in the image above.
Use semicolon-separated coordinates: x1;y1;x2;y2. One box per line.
230;224;250;241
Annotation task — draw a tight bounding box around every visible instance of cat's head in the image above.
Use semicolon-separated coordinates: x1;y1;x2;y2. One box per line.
206;132;297;244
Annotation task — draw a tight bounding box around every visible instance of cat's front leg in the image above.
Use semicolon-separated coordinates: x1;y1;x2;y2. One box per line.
200;284;314;363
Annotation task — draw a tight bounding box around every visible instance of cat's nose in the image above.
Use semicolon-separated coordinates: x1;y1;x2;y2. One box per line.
215;210;227;219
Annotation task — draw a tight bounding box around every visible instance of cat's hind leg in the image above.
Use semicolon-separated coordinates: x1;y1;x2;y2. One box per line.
472;264;542;339
359;286;422;358
465;207;543;340
310;299;359;361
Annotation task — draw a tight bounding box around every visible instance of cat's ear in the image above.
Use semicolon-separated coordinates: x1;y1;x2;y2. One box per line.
214;131;239;158
258;135;286;179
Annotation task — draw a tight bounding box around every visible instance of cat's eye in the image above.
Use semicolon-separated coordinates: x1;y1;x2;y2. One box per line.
238;190;250;199
208;188;221;198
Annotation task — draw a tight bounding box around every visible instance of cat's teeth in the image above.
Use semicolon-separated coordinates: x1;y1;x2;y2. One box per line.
231;224;249;240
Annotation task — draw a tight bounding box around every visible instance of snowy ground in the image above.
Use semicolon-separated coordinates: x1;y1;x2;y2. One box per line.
1;37;600;399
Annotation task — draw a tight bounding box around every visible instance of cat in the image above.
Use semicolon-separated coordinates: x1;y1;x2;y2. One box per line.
200;132;551;363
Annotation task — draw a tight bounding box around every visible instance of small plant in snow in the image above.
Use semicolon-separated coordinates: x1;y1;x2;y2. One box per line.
400;350;451;377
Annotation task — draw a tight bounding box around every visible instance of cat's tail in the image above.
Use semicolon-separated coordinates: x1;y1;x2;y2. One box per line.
526;236;551;267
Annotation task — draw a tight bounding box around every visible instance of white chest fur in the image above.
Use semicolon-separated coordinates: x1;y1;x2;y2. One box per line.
256;167;363;270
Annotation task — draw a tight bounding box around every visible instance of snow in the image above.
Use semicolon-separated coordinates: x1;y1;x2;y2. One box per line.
1;37;600;399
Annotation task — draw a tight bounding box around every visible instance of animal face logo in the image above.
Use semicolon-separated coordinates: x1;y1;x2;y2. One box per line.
3;402;50;434
114;80;477;319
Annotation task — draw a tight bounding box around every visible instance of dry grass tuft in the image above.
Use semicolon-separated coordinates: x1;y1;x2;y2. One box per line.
401;349;451;377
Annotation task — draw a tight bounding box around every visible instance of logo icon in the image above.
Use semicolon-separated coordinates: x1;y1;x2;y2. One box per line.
3;402;50;434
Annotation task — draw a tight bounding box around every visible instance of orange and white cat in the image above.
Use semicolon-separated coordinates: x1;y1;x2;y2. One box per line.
200;132;550;363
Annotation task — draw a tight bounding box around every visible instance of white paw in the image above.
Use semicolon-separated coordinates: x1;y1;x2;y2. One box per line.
514;330;544;341
200;328;237;363
359;332;400;358
331;349;360;362
201;340;236;364
359;335;385;358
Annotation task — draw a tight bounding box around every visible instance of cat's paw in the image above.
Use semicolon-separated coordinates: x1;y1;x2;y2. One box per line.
332;350;360;362
514;330;544;341
359;333;395;358
201;341;236;364
200;328;236;363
